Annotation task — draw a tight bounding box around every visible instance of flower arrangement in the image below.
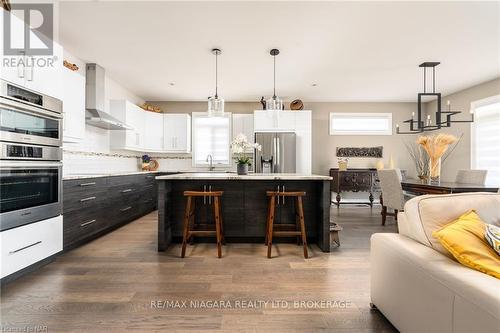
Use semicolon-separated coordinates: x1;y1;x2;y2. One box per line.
231;134;262;166
142;154;151;163
417;133;457;182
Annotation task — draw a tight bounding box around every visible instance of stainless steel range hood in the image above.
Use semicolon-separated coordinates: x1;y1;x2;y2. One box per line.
85;63;133;130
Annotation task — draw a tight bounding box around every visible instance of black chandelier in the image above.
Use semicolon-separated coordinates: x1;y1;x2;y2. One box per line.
396;62;474;134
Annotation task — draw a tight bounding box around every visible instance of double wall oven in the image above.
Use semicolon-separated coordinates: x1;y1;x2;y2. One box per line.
0;79;63;231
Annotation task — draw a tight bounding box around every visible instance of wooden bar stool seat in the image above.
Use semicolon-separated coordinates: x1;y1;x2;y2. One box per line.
265;190;308;259
181;190;224;258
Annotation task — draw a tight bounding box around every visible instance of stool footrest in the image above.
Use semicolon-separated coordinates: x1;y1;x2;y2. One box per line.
188;230;217;237
273;231;301;237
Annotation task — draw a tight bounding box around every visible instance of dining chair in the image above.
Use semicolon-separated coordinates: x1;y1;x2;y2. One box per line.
377;169;407;226
455;170;488;185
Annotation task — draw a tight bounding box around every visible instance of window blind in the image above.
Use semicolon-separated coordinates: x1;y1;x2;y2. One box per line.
472;98;500;186
192;113;231;167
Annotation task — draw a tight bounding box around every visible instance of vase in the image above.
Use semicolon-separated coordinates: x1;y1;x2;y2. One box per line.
237;163;248;175
428;157;441;184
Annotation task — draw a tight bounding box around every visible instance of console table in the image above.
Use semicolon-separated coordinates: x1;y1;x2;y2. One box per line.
330;168;380;207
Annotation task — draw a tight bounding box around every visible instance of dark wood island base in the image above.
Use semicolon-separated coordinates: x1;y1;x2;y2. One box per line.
156;174;332;253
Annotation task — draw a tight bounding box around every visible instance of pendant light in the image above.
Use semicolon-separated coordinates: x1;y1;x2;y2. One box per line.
396;62;474;134
266;48;283;111
207;48;224;117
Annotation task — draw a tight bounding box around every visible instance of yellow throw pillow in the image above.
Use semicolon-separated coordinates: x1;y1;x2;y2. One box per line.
432;210;500;279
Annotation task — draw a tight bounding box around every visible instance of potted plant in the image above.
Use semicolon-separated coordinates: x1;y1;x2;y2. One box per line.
141;154;151;171
231;134;262;175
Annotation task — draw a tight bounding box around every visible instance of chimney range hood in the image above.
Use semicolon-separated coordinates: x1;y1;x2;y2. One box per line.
85;63;133;130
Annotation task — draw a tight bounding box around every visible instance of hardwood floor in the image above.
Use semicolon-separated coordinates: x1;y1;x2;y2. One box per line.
1;205;398;332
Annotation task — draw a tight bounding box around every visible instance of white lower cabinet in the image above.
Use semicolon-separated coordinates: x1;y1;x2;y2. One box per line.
1;215;63;279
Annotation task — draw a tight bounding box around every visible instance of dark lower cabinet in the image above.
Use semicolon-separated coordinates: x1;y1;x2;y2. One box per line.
63;173;158;250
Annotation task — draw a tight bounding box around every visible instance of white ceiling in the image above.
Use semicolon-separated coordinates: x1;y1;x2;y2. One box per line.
59;1;500;102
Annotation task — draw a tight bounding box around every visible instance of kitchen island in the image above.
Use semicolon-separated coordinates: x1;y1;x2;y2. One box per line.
156;173;332;252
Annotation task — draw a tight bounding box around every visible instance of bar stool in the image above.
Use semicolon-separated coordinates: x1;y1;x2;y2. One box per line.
265;190;308;259
181;190;224;258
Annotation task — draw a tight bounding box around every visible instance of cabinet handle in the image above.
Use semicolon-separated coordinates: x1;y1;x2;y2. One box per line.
9;241;42;254
120;206;132;212
26;57;34;81
276;186;280;206
79;182;96;187
143;198;153;203
80;196;96;202
121;189;133;193
80;219;96;227
282;185;285;205
203;185;207;204
17;51;25;78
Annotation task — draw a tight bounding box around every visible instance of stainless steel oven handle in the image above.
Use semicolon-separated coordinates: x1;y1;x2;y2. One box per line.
9;240;42;254
80;196;96;202
0;99;63;119
0;161;63;169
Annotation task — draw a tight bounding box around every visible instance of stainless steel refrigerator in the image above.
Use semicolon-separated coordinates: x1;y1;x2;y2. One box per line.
254;132;296;173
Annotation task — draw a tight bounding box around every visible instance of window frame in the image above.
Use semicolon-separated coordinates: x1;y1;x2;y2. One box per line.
470;94;500;172
329;112;393;136
191;112;232;168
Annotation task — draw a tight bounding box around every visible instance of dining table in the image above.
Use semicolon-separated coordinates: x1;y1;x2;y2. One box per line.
401;178;499;195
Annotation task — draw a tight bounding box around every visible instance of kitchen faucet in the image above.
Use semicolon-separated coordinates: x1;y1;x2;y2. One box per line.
206;154;214;171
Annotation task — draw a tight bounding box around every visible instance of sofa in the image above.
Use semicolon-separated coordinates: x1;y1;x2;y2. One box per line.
370;192;500;333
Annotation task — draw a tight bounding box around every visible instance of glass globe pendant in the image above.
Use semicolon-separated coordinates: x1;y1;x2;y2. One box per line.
266;49;283;111
208;48;224;117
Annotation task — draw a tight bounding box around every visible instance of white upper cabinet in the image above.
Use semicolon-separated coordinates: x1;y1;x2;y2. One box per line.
110;100;145;151
62;52;85;143
24;42;63;100
109;103;191;153
0;8;63;99
254;110;296;131
143;111;164;152
164;114;191;153
0;8;26;86
232;114;254;151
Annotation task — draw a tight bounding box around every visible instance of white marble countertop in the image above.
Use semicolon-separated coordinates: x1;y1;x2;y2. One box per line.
63;171;163;180
155;173;332;180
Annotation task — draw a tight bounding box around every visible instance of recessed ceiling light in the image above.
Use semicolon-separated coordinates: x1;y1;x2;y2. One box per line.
311;83;318;87
169;82;175;86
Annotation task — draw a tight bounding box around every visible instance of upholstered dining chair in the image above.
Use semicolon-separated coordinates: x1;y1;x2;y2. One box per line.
455;170;488;185
378;169;407;226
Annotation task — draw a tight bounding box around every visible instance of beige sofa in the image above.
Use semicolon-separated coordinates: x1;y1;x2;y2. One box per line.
370;192;500;333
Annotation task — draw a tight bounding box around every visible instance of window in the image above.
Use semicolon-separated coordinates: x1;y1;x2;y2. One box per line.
192;112;232;167
471;95;500;186
329;112;392;135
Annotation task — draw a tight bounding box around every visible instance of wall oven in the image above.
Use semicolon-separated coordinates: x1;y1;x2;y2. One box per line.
0;80;62;147
0;79;64;231
0;160;62;231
